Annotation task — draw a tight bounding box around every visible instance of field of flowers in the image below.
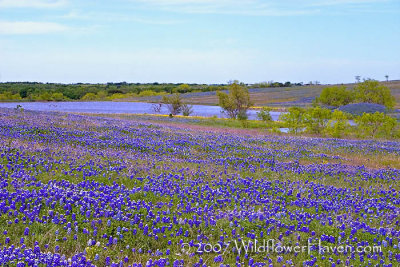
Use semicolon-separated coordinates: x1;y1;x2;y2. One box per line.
1;108;400;266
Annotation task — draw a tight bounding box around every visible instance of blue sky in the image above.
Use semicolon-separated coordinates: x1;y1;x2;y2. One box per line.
0;0;399;84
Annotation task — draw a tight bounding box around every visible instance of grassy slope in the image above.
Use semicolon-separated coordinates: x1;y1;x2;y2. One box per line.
2;109;400;266
81;113;400;168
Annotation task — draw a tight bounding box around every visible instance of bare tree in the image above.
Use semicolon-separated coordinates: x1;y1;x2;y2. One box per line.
162;94;183;115
151;103;162;113
182;104;194;116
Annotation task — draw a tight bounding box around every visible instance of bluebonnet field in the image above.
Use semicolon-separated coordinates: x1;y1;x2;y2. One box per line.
0;108;400;267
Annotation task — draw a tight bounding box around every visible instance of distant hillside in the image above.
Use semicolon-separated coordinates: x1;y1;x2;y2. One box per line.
174;80;400;109
1;80;399;109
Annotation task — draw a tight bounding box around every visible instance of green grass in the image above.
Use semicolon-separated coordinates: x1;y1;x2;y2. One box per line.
81;113;285;130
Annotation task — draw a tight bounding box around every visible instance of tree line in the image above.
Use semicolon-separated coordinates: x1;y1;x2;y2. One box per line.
0;82;230;101
0;81;297;102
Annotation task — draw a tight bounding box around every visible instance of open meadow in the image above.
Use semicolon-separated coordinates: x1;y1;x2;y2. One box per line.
1;0;399;265
1;108;400;266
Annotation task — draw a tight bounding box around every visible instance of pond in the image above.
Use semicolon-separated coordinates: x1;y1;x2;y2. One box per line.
0;101;282;121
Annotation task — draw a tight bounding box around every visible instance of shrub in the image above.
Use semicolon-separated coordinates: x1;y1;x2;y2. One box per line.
139;90;157;97
325;110;350;138
162;94;183;115
0;92;22;101
353;80;395;109
35;92;52;101
279;107;305;134
238;110;249;128
51;93;64;101
174;84;191;94
237;110;248;121
355;112;397;138
107;93;131;100
257;107;272;122
96;91;107;99
304;107;332;134
81;93;97;101
316;86;354;107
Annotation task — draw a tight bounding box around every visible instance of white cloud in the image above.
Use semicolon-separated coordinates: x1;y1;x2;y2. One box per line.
0;0;67;8
58;10;184;25
0;21;69;34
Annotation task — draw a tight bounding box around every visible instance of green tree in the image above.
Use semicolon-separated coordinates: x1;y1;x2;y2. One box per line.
96;90;107;99
19;88;28;98
315;86;353;107
355;112;397;138
162;94;183;115
325;110;349;138
175;84;191;93
353;80;395;109
279;107;305;134
217;82;252;119
257;107;272;122
304;107;332;134
37;92;52;101
139;90;157;97
0;92;22;101
51;92;64;101
81;93;97;101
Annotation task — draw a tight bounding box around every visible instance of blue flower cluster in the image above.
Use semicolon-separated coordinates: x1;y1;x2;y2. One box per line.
0;108;399;266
